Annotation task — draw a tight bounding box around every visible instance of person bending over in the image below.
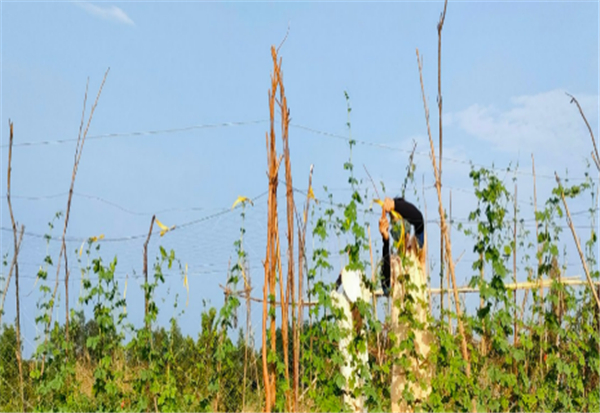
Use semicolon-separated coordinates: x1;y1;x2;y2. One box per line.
379;197;424;296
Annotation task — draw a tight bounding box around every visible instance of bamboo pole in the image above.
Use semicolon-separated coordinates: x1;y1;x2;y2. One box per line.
222;276;597;307
555;173;600;310
447;190;453;333
263;45;283;412
42;70;109;374
416;46;476;412
296;164;313;410
5;122;25;411
437;0;448;323
513;183;518;345
279;57;294;410
566;93;600;171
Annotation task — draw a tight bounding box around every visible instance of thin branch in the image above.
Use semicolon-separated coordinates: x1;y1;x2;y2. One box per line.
277;22;291;53
295;163;313;412
401;140;418;199
513;183;518;345
566;93;600;172
6;121;26;413
437;0;448;327
363;164;381;200
143;215;156;330
44;69;110;365
555;173;600;310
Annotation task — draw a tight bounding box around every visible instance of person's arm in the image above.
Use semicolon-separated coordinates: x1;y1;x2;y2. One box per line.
379;212;391;296
381;237;391;296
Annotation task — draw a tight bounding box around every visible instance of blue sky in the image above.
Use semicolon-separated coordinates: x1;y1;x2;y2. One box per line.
1;1;598;351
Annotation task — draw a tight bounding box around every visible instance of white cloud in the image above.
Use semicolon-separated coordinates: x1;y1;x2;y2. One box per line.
445;89;598;156
76;2;135;26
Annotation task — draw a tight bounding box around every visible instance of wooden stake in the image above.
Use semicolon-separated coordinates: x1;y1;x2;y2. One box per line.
513;183;518;345
4;121;25;411
555;173;600;310
416;47;475;412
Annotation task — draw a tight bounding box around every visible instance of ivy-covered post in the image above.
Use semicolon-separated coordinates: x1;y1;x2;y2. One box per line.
390;238;432;413
331;269;371;413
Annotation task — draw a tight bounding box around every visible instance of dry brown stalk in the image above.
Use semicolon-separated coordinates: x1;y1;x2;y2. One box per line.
242;264;252;412
295;164;314;411
416;48;475;412
437;0;448;320
446;189;452;332
42;70;109;370
513;183;518;345
263;45;284;412
278;56;294;410
555;173;600;310
6;121;26;412
566;93;600;171
143;214;155;410
275;216;291;409
143;215;156;330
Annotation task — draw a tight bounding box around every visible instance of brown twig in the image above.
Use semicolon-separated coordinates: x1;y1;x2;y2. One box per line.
279;59;294;410
437;0;448;326
416;48;475;412
555;173;600;310
566;93;600;171
143;214;155;411
43;69;109;368
295;163;313;412
447;189;453;333
143;215;156;330
401;140;418;199
363;164;381;200
263;45;284;412
6;121;26;412
277;22;291;53
513;183;518;345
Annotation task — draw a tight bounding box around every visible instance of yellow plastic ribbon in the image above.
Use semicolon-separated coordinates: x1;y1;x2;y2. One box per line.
155;218;175;237
231;195;253;210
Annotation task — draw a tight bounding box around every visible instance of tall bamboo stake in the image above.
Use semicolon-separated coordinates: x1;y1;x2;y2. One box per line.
566;93;600;171
263;45;283;412
437;0;448;320
279;57;294;410
416;48;476;413
447;189;452;333
143;215;156;330
513;183;518;345
296;164;313;410
6;121;25;412
555;173;600;310
43;69;109;371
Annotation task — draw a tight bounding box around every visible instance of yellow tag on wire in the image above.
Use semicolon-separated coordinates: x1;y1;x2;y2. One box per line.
231;195;253;210
155;218;175;237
